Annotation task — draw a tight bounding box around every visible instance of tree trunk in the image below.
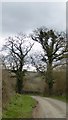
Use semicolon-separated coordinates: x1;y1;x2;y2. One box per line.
46;63;53;95
16;71;23;94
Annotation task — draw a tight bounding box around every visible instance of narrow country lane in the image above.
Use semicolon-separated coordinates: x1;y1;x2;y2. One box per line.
32;96;66;118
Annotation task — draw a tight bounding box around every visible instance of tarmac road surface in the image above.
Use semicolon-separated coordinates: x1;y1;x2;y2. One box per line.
32;96;66;118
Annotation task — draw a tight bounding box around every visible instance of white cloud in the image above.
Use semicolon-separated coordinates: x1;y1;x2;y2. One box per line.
0;36;5;49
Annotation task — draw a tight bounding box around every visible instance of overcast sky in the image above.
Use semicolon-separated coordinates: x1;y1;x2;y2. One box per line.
2;2;66;36
0;1;66;70
0;2;66;49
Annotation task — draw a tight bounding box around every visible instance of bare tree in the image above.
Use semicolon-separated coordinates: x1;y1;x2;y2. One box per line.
30;52;46;73
31;27;67;94
2;33;34;94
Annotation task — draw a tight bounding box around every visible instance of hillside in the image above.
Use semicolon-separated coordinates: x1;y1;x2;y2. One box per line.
23;71;46;93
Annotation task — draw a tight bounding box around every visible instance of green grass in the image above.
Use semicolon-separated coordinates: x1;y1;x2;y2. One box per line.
3;94;37;118
49;95;67;102
44;93;68;102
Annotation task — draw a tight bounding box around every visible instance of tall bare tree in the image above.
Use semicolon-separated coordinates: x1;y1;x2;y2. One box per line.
2;33;34;94
31;27;67;94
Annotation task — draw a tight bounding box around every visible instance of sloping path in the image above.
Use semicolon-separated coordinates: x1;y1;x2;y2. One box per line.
32;96;66;118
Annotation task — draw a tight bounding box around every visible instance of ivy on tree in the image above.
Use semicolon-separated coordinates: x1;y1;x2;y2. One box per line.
31;27;67;94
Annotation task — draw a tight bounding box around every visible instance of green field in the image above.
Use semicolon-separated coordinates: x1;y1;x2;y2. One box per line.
3;94;37;118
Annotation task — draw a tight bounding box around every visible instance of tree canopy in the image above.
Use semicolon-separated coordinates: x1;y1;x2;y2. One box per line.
2;33;34;93
31;27;67;94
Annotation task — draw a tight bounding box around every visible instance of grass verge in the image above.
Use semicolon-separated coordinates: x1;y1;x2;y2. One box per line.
49;95;67;102
3;94;37;118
